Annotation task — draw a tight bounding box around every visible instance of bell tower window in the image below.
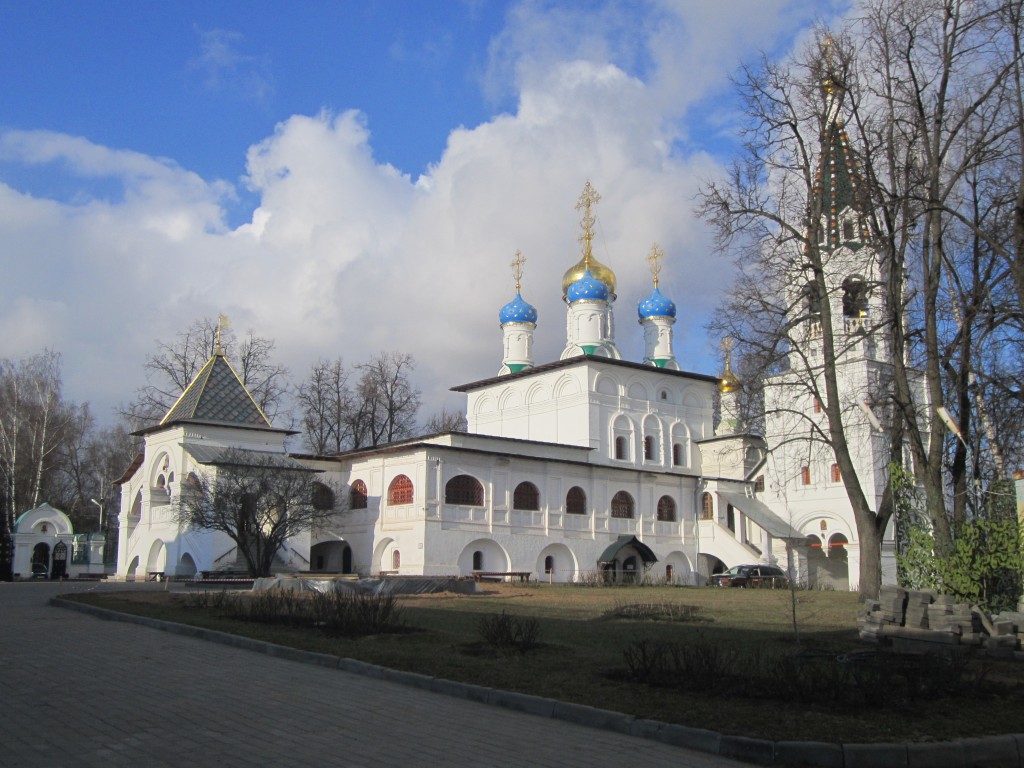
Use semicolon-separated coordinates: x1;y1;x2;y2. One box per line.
842;276;869;318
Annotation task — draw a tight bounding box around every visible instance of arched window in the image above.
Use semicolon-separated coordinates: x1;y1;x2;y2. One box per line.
445;475;483;506
754;475;765;492
701;492;714;520
614;436;628;460
831;463;841;483
388;475;414;505
726;504;735;532
842;219;855;241
610;491;634;519
672;443;683;466
544;555;554;574
513;482;540;511
392;550;401;570
350;479;368;509
311;482;335;510
566;486;587;515
643;436;655;461
656;495;676;522
472;550;483;571
801;466;811;486
842;276;869;318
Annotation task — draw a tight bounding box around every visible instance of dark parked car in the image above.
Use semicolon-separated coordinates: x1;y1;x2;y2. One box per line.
708;564;789;588
31;562;48;579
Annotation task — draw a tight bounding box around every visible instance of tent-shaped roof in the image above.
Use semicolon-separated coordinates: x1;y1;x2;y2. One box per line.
161;353;270;428
598;535;658;565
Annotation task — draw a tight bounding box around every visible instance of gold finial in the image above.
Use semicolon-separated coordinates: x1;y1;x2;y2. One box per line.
510;250;525;293
719;335;741;393
819;33;845;101
646;243;664;288
575;180;602;264
216;314;230;355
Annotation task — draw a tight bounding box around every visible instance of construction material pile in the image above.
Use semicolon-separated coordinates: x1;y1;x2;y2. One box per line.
859;586;1024;658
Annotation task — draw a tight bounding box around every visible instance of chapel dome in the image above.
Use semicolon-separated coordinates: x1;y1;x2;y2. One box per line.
566;269;609;302
638;287;676;319
499;293;538;324
561;256;616;298
719;368;741;393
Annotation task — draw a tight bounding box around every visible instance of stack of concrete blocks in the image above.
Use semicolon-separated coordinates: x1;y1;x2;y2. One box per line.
986;613;1024;658
903;589;935;629
859;588;1023;657
857;585;907;642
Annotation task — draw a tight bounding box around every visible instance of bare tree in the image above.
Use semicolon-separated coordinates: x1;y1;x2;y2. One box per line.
125;318;289;425
351;352;421;448
295;357;351;454
424;407;468;433
174;449;337;577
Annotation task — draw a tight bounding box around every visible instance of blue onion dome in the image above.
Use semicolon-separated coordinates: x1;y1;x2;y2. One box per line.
499;292;538;324
638;287;676;319
566;269;609;302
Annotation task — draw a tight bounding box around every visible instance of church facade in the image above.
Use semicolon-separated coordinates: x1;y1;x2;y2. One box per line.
114;181;893;590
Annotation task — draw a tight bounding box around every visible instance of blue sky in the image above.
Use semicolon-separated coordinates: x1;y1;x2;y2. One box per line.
0;1;847;427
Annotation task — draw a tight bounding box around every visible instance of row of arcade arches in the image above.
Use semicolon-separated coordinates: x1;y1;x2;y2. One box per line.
349;474;679;522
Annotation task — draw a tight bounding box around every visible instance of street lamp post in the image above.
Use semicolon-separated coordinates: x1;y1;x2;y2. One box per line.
89;498;104;535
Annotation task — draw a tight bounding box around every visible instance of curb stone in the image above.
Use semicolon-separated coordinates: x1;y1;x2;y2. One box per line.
843;742;908;768
49;598;1024;768
774;741;843;768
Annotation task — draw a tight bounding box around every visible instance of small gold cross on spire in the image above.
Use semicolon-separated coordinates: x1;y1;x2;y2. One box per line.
575;181;601;264
216;314;230;356
510;250;525;293
646;243;664;288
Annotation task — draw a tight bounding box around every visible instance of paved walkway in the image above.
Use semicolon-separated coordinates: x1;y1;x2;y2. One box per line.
0;581;747;768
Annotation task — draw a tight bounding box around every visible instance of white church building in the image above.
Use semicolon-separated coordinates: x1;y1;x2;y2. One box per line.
114;177;894;590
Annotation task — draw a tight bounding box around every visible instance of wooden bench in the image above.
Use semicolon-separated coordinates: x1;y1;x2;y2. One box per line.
146;571;164;582
472;571;531;583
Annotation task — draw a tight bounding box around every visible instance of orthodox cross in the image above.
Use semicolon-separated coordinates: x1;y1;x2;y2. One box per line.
646;243;664;288
510;250;525;293
575;181;601;262
721;335;735;371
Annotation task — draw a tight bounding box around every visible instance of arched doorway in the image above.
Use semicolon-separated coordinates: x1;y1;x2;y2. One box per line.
178;552;198;578
310;541;352;573
32;543;50;578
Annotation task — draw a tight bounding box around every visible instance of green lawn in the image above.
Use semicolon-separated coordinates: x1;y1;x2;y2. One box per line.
64;584;1024;743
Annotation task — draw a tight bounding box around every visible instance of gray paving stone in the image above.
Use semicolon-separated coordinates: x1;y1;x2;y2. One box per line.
3;582;748;768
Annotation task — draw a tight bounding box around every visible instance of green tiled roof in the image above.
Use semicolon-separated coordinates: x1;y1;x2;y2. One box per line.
814;120;870;252
161;354;270;428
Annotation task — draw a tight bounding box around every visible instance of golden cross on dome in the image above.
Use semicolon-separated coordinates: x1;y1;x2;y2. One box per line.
575;181;601;263
646;243;664;288
510;250;525;293
720;335;735;369
216;314;230;355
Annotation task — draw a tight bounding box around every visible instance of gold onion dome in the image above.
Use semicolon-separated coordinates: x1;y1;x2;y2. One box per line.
561;255;616;298
719;336;741;393
719;368;741;394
